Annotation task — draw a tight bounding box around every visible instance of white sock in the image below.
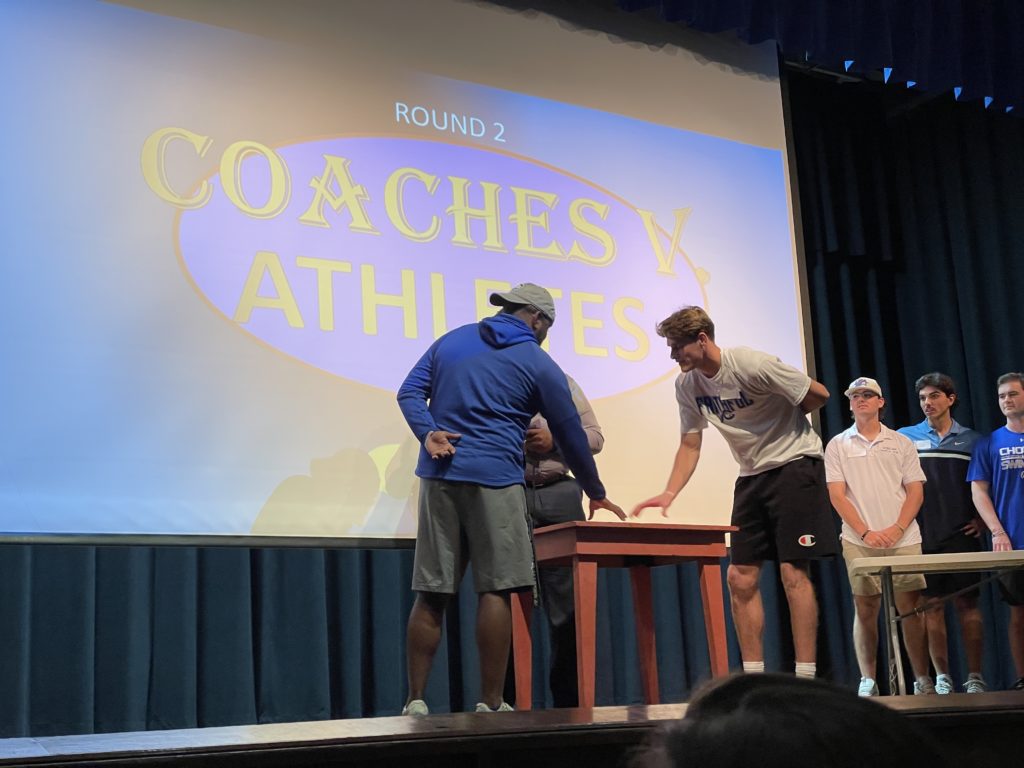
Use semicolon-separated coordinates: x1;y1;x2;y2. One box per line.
794;662;816;678
742;661;765;674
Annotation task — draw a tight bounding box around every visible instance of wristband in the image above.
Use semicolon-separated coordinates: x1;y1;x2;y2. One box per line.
425;430;435;443
894;522;906;534
860;529;870;541
993;530;1008;538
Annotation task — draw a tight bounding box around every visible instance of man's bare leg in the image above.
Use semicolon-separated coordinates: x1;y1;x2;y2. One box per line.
727;562;764;663
780;560;818;663
853;594;881;680
1009;605;1024;679
895;590;931;680
406;592;449;704
923;603;950;675
954;594;984;675
477;590;512;708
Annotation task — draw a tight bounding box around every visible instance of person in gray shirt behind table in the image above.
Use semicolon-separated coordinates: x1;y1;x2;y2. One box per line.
521;374;604;707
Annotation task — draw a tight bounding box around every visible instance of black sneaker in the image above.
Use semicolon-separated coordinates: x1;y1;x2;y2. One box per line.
1012;677;1024;690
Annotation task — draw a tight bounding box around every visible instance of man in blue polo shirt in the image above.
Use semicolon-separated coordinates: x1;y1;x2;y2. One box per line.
968;371;1024;690
898;373;986;694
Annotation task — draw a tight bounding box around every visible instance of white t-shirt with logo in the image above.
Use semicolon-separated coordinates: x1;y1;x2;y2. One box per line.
675;347;822;476
824;423;926;546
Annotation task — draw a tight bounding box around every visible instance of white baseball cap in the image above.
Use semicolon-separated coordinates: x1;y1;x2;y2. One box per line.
844;376;883;398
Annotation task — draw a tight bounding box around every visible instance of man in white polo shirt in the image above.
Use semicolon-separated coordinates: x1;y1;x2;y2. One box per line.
824;376;931;697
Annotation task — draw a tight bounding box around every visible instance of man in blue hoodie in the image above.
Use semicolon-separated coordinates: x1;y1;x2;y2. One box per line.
397;283;624;715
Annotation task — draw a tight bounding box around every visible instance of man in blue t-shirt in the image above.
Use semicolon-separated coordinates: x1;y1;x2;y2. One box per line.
899;373;986;693
967;371;1024;689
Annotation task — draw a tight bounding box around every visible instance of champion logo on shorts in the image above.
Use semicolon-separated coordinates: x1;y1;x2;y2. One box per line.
798;534;816;547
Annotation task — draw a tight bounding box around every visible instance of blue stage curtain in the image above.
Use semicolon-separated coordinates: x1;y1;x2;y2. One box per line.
616;0;1024;108
0;546;747;736
0;539;1015;735
0;542;874;736
786;69;1024;438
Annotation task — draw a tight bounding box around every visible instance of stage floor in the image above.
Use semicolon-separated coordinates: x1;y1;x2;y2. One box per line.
3;694;1023;767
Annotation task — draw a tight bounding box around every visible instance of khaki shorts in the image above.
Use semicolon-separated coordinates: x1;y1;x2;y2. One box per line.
842;539;927;596
412;479;534;594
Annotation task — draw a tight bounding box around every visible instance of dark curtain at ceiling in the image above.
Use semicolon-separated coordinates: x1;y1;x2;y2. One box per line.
619;0;1024;108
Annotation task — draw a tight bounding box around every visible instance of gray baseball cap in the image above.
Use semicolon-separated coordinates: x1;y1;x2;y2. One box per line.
489;283;556;323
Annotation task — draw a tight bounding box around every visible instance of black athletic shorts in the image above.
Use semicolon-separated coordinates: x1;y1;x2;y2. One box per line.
922;530;983;598
999;569;1024;606
730;456;839;565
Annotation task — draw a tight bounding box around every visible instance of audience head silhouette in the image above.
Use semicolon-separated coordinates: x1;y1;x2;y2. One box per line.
635;673;950;768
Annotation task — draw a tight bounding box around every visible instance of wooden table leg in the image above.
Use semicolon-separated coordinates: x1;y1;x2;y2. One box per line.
698;558;730;677
630;566;659;704
510;589;533;710
574;558;598;708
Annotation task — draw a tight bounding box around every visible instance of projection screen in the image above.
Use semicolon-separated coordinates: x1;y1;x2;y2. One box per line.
0;0;809;539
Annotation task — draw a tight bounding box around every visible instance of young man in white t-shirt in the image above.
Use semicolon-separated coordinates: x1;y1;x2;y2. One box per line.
633;306;836;680
824;376;931;696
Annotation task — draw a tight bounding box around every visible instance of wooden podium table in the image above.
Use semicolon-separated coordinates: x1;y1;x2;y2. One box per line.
510;521;735;710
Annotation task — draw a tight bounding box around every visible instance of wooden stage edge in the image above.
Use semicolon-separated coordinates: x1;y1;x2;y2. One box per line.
3;694;1024;768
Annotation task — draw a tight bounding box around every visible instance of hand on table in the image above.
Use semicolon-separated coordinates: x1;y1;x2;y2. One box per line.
589;497;627;521
630;492;675;518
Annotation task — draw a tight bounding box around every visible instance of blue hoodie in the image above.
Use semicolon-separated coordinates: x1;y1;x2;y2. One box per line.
397;313;605;499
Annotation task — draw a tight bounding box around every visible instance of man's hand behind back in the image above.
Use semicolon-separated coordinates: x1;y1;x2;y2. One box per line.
425;430;461;459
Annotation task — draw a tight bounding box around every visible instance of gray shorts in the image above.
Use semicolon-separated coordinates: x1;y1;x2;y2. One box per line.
412;479;534;594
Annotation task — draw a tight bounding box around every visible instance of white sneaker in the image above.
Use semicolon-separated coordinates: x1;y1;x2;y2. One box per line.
858;677;879;697
965;674;988;693
935;673;954;695
913;676;936;695
475;701;514;712
402;699;429;716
